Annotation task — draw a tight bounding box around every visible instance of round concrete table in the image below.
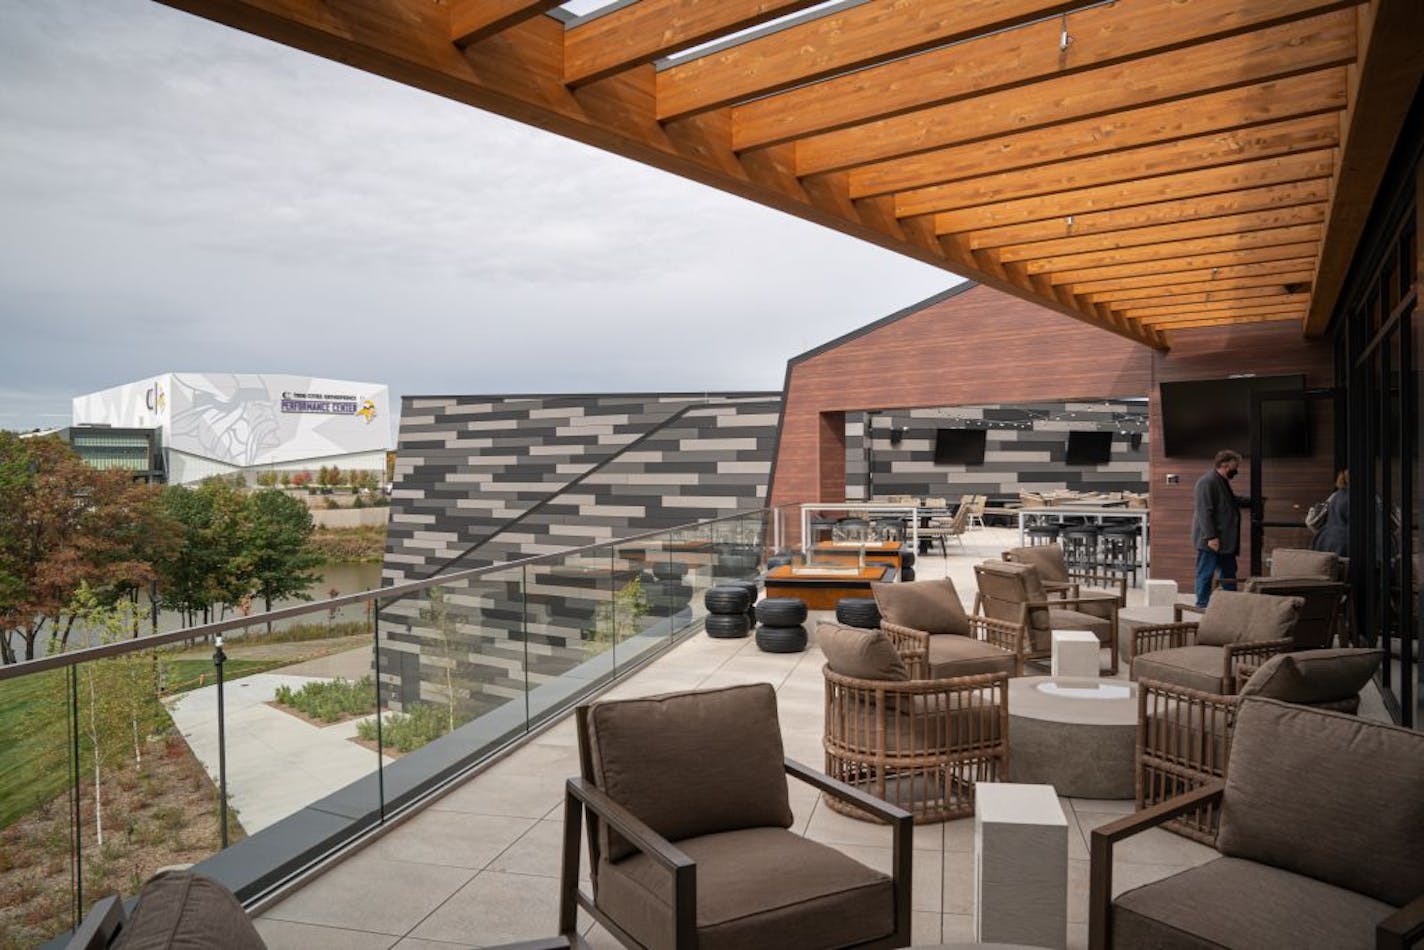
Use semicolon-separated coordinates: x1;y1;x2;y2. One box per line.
1006;676;1138;799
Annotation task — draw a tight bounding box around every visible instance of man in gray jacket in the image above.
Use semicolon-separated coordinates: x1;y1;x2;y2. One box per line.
1192;449;1253;608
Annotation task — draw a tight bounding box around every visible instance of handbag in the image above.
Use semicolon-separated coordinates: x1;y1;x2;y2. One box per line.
1305;499;1330;533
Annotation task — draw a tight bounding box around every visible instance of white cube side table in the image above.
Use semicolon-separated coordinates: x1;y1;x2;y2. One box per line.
1050;629;1100;683
975;782;1068;949
1145;578;1179;608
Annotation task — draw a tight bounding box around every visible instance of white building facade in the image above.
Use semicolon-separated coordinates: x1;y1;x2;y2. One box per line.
73;373;392;484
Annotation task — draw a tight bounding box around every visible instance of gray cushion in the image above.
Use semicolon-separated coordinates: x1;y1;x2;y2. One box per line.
112;871;266;950
1239;648;1383;704
1270;547;1340;580
1112;856;1395;950
1004;544;1070;583
1132;646;1227;694
926;634;1018;679
816;621;907;681
1196;590;1301;647
871;578;969;636
585;684;792;862
1217;697;1424;907
596;826;893;950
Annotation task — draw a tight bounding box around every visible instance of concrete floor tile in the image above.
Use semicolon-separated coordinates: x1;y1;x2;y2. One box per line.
941;850;976;915
432;770;568;820
254;918;398;950
364;811;536;870
261;856;475;935
943;818;976;853
487;742;580;778
804;798;939;851
1068;921;1089;950
488;819;589;881
409;871;563;946
912;911;941;945
941;912;975;943
392;939;480;950
1078;823;1214;867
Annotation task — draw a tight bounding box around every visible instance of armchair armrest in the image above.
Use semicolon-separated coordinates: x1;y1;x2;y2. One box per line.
1222;638;1293;691
1174;603;1205;622
968;615;1026;666
1378;891;1424;950
1068;571;1129;604
1133;622;1198;657
1089;782;1226;950
881;620;929;656
786;757;913;943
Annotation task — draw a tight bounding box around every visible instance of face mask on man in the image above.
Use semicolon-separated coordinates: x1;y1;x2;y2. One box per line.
1225;468;1239;479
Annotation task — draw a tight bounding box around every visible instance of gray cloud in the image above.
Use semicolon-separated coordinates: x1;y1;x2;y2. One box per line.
0;0;958;433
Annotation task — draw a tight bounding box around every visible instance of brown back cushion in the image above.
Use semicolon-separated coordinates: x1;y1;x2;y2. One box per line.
1270;547;1339;580
113;871;266;950
871;578;969;636
1196;590;1301;647
1218;697;1424;906
1239;648;1383;704
585;683;792;861
1004;544;1070;584
976;561;1051;633
817;621;908;681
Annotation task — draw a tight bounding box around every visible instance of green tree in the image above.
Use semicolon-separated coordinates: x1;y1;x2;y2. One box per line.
236;490;323;620
587;576;651;649
255;470;277;488
153;480;245;627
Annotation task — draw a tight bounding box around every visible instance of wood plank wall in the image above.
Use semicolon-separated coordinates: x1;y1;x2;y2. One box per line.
769;283;1335;589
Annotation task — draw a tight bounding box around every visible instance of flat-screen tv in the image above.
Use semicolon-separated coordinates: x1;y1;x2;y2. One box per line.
1066;430;1113;465
1159;374;1311;458
934;428;987;465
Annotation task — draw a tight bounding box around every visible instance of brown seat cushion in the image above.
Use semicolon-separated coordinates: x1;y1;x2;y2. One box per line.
1269;547;1340;580
596;826;894;950
871;578;970;636
1239;648;1383;705
1217;697;1424;907
816;621;907;681
1132;646;1227;694
113;871;266;950
1196;590;1301;647
585;684;792;862
1112;856;1395;950
925;634;1018;679
1039;608;1112;654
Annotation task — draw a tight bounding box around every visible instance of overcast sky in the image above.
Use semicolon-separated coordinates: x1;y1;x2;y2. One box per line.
0;0;957;436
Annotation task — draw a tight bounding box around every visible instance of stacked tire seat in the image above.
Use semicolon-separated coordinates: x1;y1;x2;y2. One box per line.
703;585;752;638
899;548;916;583
835;597;881;630
754;597;808;652
730;579;759;628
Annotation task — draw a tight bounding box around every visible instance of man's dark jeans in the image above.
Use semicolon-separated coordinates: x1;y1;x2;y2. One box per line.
1195;547;1238;608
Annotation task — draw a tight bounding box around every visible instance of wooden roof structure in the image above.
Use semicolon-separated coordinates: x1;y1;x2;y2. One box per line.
158;0;1422;349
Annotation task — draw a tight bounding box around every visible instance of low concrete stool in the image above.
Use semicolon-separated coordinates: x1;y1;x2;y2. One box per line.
1050;630;1099;683
1145;578;1178;607
974;783;1067;949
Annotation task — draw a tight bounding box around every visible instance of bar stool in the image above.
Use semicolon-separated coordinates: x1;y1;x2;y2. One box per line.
1059;524;1101;572
1100;523;1140;586
1025;523;1060;546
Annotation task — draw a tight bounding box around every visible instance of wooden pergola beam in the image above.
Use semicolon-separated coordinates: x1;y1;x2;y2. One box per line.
450;0;562;47
1092;275;1316;307
1023;224;1323;275
1068;258;1320;296
1143;312;1306;330
1123;294;1314;320
1049;242;1324;285
794;10;1355;176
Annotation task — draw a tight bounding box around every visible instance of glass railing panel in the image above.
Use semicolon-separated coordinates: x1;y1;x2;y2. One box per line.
666;525;714;635
0;661;80;946
610;542;672;669
375;569;530;783
515;551;618;729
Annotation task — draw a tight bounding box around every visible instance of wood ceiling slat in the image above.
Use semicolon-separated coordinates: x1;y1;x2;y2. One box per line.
1091;273;1316;306
1099;282;1310;311
563;1;827;86
969;180;1330;250
1067;258;1320;296
1123;294;1313;319
1049;242;1323;285
902;113;1340;219
934;150;1335;235
1140;311;1306;329
1023;224;1322;275
451;0;563;46
993;205;1327;264
733;0;1355;151
794;10;1355;176
848;70;1345;200
654;0;1083;122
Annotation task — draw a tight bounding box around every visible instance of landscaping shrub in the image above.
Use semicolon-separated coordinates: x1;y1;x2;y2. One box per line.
356;703;450;753
272;676;375;723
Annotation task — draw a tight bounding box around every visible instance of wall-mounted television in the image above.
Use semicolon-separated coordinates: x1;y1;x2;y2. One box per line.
1159;374;1311;458
934;428;987;465
1065;430;1113;465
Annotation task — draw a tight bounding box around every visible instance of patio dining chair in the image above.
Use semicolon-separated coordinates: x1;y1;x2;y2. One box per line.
972;559;1119;675
1133;590;1300;694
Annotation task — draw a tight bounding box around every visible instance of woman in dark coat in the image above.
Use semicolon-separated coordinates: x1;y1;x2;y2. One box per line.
1312;470;1349;556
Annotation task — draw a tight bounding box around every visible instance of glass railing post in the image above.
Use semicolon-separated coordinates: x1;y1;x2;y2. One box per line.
213;635;229;849
521;565;530;731
68;663;82;930
374;598;385;823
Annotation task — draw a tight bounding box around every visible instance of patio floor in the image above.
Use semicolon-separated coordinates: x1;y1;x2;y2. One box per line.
243;528;1259;948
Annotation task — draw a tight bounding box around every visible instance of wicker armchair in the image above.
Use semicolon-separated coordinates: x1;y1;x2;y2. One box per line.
1136;647;1383;843
870;578;1022;678
1131;590;1300;694
972;559;1120;675
819;621;1009;824
1002;542;1128;607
